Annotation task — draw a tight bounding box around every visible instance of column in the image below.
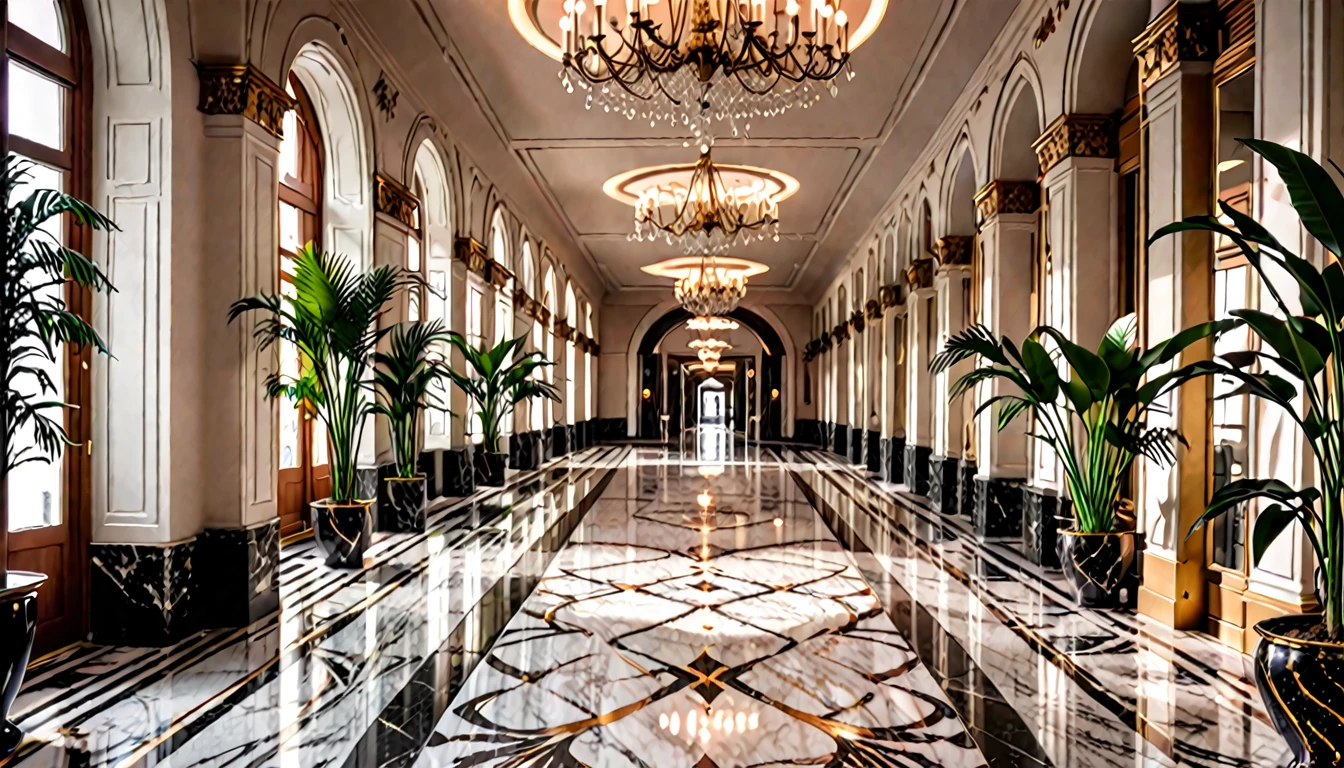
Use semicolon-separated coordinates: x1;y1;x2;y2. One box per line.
879;283;906;483
510;290;539;470
371;174;416;473
972;181;1035;538
930;237;972;515
832;321;851;457
1134;2;1215;629
443;238;482;496
847;309;865;464
864;298;883;473
903;259;936;495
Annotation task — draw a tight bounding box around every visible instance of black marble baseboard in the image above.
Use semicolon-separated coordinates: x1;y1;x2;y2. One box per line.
833;424;850;457
886;436;905;485
1023;486;1072;569
903;443;931;496
418;450;443;500
849;428;863;465
973;476;1025;539
550;425;568;458
196;519;280;630
866;430;882;473
91;539;195;646
793;419;824;447
958;459;977;518
823;422;836;453
443;447;476;497
929;455;961;514
596;418;628;442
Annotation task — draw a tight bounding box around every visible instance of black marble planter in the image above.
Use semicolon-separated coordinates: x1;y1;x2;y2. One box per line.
903;443;931;495
866;431;882;473
550;426;568;458
91;540;194;645
1254;614;1344;767
973;476;1024;539
511;431;540;471
887;436;905;485
443;447;475;496
312;499;374;568
1056;530;1134;607
957;459;977;518
196;520;280;629
833;424;850;457
929;456;960;515
0;573;44;755
849;428;863;465
418;450;442;500
381;476;427;533
1024;486;1072;569
474;450;507;486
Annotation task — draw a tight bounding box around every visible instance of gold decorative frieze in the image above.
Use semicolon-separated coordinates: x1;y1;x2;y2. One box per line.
554;318;574;340
974;180;1039;222
514;288;532;312
487;260;514;290
374;173;419;229
818;334;832;352
1032;114;1116;175
865;298;881;320
1133;0;1217;90
831;323;850;344
906;257;936;290
196;63;294;139
803;339;823;363
879;283;903;308
936;236;973;267
453;237;490;279
1032;0;1070;49
850;310;865;334
538;304;553;326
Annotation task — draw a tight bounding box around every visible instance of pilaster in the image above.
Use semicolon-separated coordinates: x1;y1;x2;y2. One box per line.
932;238;972;461
904;260;937;455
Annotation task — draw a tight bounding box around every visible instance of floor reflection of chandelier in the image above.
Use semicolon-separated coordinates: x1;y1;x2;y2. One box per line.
509;0;887;142
642;256;769;317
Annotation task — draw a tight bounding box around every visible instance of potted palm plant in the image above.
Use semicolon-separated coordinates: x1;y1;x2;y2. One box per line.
931;313;1230;606
372;319;451;533
1151;139;1344;765
229;244;419;568
1;155;116;753
443;334;559;487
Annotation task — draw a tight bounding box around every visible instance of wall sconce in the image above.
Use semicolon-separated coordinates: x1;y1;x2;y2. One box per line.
641;388;652;400
771;388;780;400
747;368;755;378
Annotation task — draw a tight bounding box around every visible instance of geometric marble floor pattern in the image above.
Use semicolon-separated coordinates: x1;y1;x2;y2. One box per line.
417;449;988;767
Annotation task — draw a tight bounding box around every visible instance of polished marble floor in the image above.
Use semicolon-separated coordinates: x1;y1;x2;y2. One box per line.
8;440;1293;767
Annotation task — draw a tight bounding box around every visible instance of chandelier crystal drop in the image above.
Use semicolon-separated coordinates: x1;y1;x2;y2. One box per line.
687;316;740;332
509;0;883;142
642;256;768;317
631;147;781;254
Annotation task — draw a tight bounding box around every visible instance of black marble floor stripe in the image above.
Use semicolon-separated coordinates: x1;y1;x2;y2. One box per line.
805;449;1266;714
793;450;1259;767
779;454;1052;768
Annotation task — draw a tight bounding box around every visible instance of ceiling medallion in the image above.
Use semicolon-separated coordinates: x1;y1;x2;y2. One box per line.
510;0;885;142
642;256;768;316
606;148;798;254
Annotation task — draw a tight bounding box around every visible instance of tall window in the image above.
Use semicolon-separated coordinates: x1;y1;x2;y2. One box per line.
523;242;544;431
406;173;424;322
466;285;485;441
564;283;576;425
413;141;452;444
490;214;511;345
585;304;594;422
6;0;80;531
543;267;557;426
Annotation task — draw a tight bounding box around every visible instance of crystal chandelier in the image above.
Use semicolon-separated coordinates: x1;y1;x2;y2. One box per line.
643;256;768;316
689;338;732;363
637;147;782;253
510;0;887;142
687;316;739;332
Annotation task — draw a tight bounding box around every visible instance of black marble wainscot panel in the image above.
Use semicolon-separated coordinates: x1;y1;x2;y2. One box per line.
91;540;195;646
929;455;960;515
597;418;628;442
792;419;817;446
866;430;882;473
418;449;443;500
1023;485;1073;569
849;428;863;465
887;436;905;485
903;443;931;496
511;431;540;471
833;424;850;457
443;447;476;497
973;476;1025;539
958;459;977;518
551;425;568;458
196;519;280;629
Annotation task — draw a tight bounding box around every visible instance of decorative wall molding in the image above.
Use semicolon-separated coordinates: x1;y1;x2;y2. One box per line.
1133;0;1218;90
453;237;490;279
372;71;399;121
487;260;514;290
1031;114;1116;175
973;180;1039;223
196;63;294;139
554;318;574;340
514;288;534;313
936;236;973;267
1032;0;1070;49
906;257;936;290
374;172;419;229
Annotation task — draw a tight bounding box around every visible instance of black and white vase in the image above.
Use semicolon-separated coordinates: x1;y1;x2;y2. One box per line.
474;450;507;487
1254;614;1344;767
311;499;374;568
1056;530;1134;607
381;476;426;533
0;572;45;755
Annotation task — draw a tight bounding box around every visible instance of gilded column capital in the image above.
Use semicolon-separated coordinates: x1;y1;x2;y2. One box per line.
974;180;1039;223
453;237;490;279
1132;1;1217;90
879;282;903;308
1032;114;1116;175
374;173;420;230
905;257;936;290
935;236;973;267
196;63;294;139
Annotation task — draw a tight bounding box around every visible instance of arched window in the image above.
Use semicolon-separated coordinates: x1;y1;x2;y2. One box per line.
543;266;557;426
564;282;576;425
921;199;934;256
585;303;594;423
413;140;453;445
490;209;512;346
406;172;424;322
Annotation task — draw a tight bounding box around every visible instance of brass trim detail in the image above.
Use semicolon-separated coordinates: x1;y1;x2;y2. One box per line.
453;237;490;279
514;288;533;312
905;257;936;290
374;173;419;229
849;310;865;334
1032;0;1070;49
974;180;1039;222
1133;0;1217;91
879;283;903;308
1032;114;1116;175
554;318;574;340
936;236;973;267
865;298;882;321
196;63;294;139
487;260;515;290
831;322;850;344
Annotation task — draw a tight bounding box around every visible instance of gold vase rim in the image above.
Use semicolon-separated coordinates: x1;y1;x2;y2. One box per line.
1059;529;1134;537
384;475;426;483
1255;615;1342;650
312;498;375;509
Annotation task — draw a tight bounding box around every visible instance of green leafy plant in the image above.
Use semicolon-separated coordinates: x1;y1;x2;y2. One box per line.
228;243;420;503
443;335;559;454
372;319;452;478
1151;139;1344;638
930;314;1231;533
4;155;117;476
